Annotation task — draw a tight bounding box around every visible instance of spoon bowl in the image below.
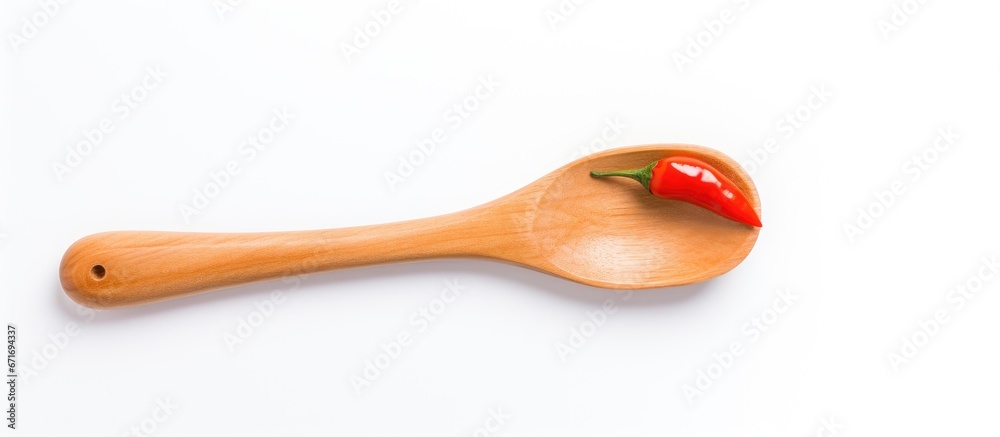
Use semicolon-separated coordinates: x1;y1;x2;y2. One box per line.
526;145;760;288
60;144;760;308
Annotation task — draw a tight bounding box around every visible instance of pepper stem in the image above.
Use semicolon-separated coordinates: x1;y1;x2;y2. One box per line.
590;161;656;191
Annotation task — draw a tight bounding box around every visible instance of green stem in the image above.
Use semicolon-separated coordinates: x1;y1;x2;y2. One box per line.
590;161;656;191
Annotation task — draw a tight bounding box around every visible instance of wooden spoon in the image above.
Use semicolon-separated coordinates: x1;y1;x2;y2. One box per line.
60;144;761;309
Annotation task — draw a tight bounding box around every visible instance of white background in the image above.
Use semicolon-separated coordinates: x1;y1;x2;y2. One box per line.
3;1;1000;435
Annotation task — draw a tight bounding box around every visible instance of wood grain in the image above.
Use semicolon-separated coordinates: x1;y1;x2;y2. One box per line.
60;144;761;308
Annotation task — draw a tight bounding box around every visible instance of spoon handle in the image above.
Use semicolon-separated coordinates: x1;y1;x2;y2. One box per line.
60;211;509;309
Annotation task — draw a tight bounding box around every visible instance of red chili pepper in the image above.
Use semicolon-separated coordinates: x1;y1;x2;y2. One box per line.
590;156;762;227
